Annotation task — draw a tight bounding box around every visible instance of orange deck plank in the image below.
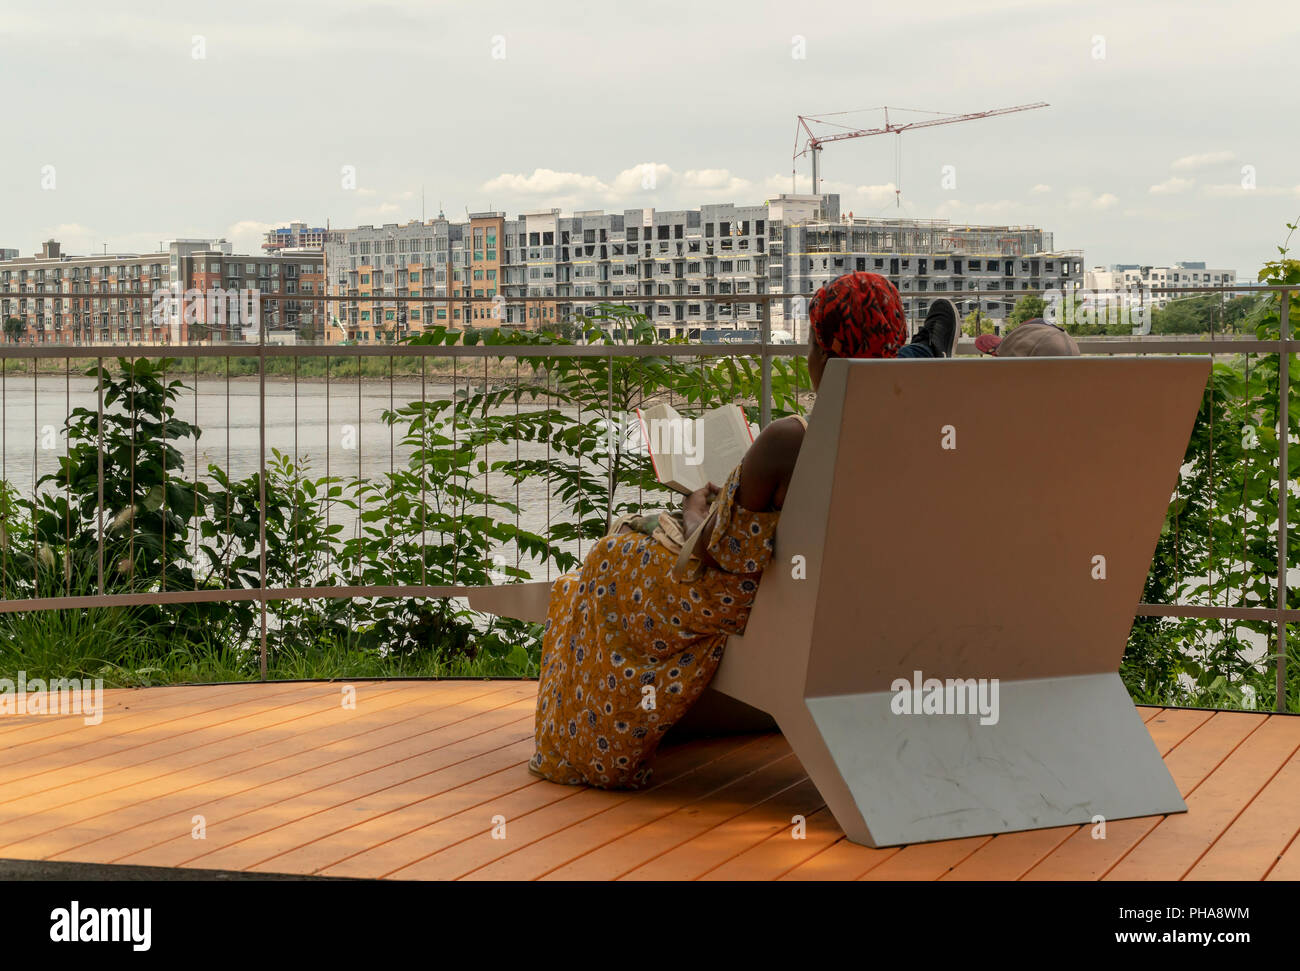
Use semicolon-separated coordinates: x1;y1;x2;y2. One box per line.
43;682;531;866
701;805;846;880
451;734;780;882
0;682;1294;880
6;681;516;860
1106;714;1300;880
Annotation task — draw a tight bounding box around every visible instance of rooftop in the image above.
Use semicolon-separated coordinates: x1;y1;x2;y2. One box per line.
1;680;1295;880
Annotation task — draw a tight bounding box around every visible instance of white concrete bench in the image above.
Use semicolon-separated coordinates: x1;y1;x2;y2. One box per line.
472;355;1209;847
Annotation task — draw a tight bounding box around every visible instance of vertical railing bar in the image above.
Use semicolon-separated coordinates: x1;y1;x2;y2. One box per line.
355;348;362;636
2;355;7;598
193;354;199;591
33;357;38;598
293;352;299;590
390;353;396;592
515;356;520;576
1277;286;1291;712
452;349;458;585
128;363;135;589
545;358;551;583
576;341;582;564
420;353;426;589
161;357;167;594
64;356;70;598
224;356;231;585
760;295;773;428
258;308;268;681
325;350;331;579
96;356;103;597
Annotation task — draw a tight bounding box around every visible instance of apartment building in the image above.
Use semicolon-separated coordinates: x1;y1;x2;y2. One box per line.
322;194;1077;344
262;222;329;252
0;239;323;344
1086;262;1237;309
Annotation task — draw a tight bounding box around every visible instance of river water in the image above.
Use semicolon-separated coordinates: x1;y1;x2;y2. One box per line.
2;374;664;583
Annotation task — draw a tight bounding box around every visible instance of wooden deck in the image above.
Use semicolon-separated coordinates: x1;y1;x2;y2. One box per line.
1;679;1297;880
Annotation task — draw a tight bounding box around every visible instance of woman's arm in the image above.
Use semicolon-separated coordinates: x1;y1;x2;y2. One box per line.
684;415;807;570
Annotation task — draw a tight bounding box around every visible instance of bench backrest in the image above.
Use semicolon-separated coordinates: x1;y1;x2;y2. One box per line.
711;355;1211;713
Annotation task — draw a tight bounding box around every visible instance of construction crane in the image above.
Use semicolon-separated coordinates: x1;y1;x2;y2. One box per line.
793;103;1050;203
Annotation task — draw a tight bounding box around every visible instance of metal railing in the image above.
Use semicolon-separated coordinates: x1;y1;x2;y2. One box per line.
0;285;1293;707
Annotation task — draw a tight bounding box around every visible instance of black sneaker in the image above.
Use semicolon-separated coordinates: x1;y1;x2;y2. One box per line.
913;297;959;358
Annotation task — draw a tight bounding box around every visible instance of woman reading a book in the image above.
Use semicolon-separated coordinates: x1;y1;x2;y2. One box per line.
531;272;942;788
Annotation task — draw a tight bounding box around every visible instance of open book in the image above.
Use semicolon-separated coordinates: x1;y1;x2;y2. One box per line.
635;402;755;495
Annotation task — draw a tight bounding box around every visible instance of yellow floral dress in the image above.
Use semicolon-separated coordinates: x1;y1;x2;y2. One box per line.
531;462;780;789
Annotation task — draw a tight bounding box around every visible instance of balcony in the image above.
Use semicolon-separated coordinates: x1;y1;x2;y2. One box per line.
0;286;1295;881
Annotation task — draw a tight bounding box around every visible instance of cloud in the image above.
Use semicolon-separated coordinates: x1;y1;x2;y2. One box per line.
1030;184;1052;194
851;183;900;208
1200;182;1300;198
482;168;610;196
607;163;672;196
682;168;753;195
934;199;1025;220
1066;188;1118;210
354;202;402;222
763;173;814;196
226;219;286;254
43;223;97;252
1171;150;1236;171
1149;176;1194;195
481;163;756;206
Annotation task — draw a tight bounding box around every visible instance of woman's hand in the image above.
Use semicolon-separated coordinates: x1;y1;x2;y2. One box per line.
681;482;720;538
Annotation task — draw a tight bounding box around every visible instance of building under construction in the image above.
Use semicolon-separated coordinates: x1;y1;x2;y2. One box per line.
776;196;1082;339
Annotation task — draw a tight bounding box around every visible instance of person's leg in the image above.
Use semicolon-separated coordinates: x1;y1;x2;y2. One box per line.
897;342;935;358
907;297;959;357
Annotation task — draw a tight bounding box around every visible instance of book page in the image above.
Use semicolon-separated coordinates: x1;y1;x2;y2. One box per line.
638;402;754;494
696;405;754;489
637;403;698;494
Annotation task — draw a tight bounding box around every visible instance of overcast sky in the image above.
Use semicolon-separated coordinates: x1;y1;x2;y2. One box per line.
2;0;1296;276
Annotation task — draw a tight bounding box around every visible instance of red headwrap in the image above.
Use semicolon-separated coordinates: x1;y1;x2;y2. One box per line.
808;272;906;359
